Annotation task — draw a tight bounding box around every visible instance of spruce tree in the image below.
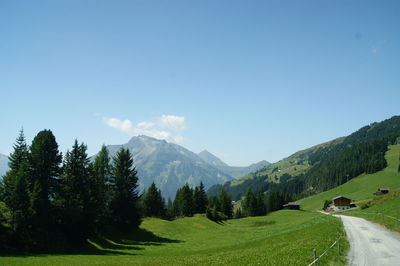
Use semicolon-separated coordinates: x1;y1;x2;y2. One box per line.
143;182;165;218
242;189;256;216
11;162;31;232
2;129;29;209
172;187;182;218
193;182;208;214
57;140;93;240
92;145;112;226
1;130;32;244
28;130;62;239
180;183;194;217
219;189;233;219
110;148;141;230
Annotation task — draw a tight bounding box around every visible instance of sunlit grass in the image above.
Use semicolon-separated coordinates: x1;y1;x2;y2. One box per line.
0;211;347;265
299;144;400;211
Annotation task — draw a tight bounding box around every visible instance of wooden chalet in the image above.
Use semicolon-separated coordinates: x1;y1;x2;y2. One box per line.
332;196;351;211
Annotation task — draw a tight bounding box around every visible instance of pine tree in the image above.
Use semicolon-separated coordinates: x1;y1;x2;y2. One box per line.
219;189;233;219
28;130;62;240
2;129;29;209
143;182;165;218
11;162;31;233
180;184;194;217
57;140;93;240
110;148;141;230
92;145;112;226
242;189;256;216
193;182;208;214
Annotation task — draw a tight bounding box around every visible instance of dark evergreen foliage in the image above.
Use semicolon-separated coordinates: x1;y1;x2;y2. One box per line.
265;190;292;213
172;183;193;217
92;145;112;227
143;182;166;218
57;140;95;241
242;189;265;216
218;189;233;219
29;130;62;234
193;182;208;214
110;148;141;230
0;130;148;252
2;129;29;210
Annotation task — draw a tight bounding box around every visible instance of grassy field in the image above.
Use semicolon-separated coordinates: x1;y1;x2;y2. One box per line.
0;210;348;265
343;190;400;233
299;144;400;211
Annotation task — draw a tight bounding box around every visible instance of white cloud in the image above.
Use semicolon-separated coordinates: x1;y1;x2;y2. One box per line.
103;115;187;144
158;115;186;131
137;121;155;129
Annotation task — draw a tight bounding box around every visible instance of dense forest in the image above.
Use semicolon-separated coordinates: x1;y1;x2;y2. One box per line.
0;130;142;251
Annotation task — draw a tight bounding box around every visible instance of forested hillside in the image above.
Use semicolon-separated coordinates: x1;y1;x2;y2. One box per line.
209;116;400;201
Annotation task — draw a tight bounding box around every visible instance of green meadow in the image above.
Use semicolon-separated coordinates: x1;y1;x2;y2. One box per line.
0;210;347;265
344;190;400;233
299;144;400;211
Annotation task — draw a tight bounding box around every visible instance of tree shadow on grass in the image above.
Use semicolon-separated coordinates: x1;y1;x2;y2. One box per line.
102;228;182;247
0;228;181;257
0;242;136;257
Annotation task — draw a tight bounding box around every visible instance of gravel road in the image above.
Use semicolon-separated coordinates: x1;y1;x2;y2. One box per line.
337;215;400;266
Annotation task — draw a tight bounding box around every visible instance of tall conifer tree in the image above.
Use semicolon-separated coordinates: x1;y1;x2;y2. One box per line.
193;182;208;214
28;130;62;237
92;145;112;225
2;129;29;208
143;182;165;218
58;140;93;240
110;148;141;230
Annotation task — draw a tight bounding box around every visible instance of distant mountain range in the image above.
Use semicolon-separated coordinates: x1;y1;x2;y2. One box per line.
0;137;268;199
197;150;270;178
100;136;268;199
0;153;9;177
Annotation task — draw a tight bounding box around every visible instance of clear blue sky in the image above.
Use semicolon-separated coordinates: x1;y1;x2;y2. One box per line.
1;0;399;166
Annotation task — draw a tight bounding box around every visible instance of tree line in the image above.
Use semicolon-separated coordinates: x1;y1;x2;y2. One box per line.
0;129;141;251
0;129;245;252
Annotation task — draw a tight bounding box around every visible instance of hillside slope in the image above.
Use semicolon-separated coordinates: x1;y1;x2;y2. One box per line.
299;144;400;210
209;115;400;201
344;190;400;233
208;137;345;200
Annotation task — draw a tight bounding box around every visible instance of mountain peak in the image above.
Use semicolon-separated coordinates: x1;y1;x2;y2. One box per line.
129;135;167;144
198;150;228;167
